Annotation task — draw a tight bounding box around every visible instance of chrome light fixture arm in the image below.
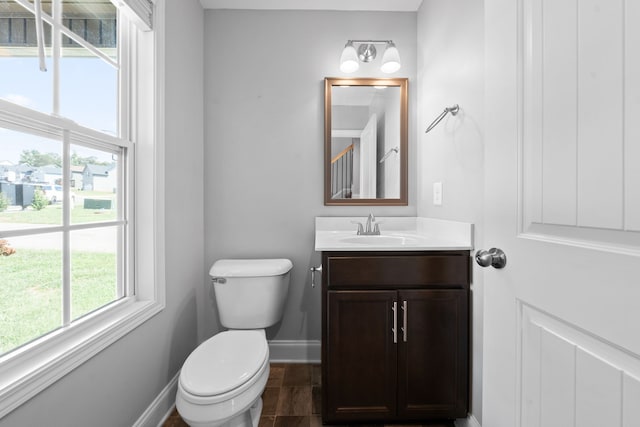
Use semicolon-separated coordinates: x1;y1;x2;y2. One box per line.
346;39;394;46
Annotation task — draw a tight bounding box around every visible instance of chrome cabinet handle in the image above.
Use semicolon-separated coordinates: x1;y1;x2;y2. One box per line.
401;300;407;342
392;301;398;343
475;248;507;269
310;265;322;288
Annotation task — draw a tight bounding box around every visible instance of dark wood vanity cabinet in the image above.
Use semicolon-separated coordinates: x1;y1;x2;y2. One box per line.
321;251;470;424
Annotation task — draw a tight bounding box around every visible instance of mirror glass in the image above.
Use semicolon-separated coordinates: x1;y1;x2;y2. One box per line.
324;77;408;205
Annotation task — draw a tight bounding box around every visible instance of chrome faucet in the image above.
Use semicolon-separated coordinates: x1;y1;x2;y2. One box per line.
355;213;381;235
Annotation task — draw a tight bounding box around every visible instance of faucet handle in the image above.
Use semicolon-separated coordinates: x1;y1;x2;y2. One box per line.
373;223;381;235
350;221;365;235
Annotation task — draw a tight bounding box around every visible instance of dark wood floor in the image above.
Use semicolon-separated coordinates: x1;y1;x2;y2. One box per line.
163;363;454;427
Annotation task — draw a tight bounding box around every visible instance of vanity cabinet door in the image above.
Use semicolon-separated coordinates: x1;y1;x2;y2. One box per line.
397;289;468;420
324;290;398;422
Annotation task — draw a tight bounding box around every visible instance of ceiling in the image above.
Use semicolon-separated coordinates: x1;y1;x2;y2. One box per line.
199;0;423;12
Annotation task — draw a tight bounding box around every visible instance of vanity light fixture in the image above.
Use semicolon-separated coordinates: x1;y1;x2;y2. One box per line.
339;40;401;74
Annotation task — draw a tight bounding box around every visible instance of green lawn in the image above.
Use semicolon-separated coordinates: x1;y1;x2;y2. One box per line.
0;190;119;355
0;248;117;355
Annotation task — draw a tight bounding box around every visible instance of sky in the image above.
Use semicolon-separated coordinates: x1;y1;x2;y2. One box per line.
0;55;117;164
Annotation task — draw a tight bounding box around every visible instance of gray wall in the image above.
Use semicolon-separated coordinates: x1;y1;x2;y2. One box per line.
1;4;490;424
202;10;417;344
0;0;205;425
416;0;485;424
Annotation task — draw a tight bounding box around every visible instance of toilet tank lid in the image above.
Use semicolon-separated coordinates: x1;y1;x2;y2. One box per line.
210;258;293;277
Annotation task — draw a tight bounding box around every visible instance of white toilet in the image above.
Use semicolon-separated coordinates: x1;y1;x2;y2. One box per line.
176;258;293;427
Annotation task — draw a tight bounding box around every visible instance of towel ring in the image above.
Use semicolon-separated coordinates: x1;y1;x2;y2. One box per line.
425;104;459;134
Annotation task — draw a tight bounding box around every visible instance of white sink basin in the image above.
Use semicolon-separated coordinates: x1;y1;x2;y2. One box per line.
315;217;473;251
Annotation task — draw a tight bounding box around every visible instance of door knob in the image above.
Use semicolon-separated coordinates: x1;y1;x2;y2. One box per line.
475;248;507;269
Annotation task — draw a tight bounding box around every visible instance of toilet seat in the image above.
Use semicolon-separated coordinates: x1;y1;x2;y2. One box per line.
179;330;268;404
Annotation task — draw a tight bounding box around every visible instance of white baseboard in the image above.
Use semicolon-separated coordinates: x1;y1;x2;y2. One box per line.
268;340;321;363
132;371;180;427
455;414;481;427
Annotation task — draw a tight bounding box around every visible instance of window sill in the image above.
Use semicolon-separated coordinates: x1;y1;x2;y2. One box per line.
0;297;164;418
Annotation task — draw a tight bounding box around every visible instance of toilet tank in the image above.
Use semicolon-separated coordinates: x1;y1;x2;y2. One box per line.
210;259;293;329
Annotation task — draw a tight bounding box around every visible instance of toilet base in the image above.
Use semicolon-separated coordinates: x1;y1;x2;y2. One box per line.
249;396;263;427
219;396;263;427
180;396;262;427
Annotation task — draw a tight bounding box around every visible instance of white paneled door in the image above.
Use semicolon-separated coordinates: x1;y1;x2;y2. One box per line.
483;0;640;426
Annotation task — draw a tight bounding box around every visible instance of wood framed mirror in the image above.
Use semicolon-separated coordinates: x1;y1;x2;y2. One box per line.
324;77;408;206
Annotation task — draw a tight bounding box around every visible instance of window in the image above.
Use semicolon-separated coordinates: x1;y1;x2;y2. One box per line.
0;0;163;417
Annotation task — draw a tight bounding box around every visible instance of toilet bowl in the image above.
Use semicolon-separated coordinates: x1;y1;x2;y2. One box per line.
176;330;270;427
176;259;293;427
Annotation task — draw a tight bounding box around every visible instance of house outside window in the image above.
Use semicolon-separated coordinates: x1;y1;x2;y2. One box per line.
0;0;164;417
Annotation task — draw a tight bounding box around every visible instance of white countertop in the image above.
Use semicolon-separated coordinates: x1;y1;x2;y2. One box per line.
315;216;474;251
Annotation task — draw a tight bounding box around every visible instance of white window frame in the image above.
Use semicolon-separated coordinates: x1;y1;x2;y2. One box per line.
0;0;165;417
